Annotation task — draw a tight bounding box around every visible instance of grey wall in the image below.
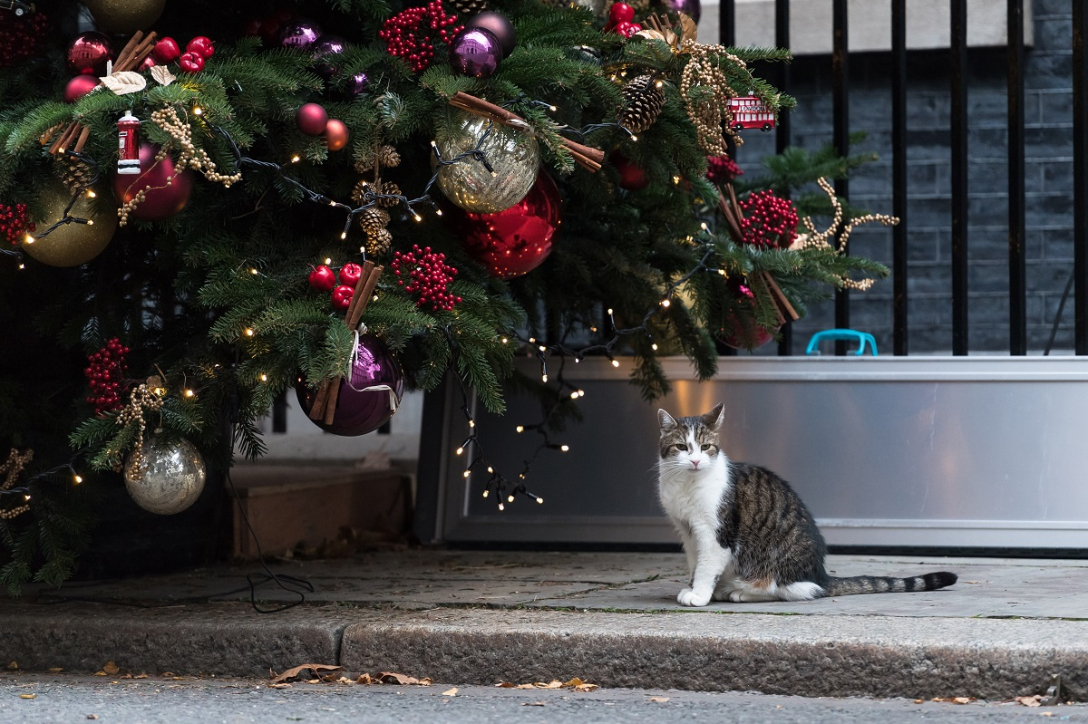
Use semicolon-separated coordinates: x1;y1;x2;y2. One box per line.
735;0;1075;355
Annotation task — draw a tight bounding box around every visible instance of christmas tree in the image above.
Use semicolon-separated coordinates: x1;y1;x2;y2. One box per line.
0;0;891;590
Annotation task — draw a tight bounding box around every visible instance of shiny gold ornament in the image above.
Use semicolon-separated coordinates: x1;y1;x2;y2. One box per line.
83;0;166;33
434;109;540;214
22;179;116;267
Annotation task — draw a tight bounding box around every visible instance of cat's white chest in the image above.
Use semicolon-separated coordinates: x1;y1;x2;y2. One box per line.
657;462;729;535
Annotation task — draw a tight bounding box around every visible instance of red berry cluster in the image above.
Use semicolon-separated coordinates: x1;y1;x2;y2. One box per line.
0;11;49;69
392;245;461;312
379;1;462;72
84;338;130;415
738;189;799;249
706;154;744;185
0;203;33;246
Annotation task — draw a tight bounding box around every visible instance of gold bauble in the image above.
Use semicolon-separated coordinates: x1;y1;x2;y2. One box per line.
434;109;540;214
22;180;117;267
84;0;165;33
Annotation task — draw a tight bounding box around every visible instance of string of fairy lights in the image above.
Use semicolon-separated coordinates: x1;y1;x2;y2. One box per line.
6;95;670;513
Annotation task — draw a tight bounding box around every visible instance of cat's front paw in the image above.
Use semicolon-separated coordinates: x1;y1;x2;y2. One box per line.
677;588;711;607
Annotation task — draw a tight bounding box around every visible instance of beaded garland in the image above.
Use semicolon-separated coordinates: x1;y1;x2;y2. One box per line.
110;383;164;474
392;244;461;312
0;448;33;520
379;1;462;72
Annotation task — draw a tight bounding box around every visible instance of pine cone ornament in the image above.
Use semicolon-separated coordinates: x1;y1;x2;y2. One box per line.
367;228;393;257
60;156;95;194
352;180;375;206
449;0;488;14
619;74;665;134
358;207;391;236
378;181;402;207
378;145;401;168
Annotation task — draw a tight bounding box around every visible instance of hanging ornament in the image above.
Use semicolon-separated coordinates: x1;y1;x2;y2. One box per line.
347;72;370;97
434;109;540;214
123;436;206;515
83;0;165;33
22;179;116;267
324;118;350;151
296;103;328;136
450;0;488;16
463;11;516;58
619;75;666;134
279;19;323;49
295;335;404;437
379;1;462;72
720;314;776;350
84;338;130;415
113;143;194;222
452;172;561;279
391;244;462;311
64;75;100;103
449;27;501;79
66;32;114;76
608;150;649;191
310;35;346;77
116;111;141;176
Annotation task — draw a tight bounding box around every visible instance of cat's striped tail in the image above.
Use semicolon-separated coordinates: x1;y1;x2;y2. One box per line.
826;571;957;596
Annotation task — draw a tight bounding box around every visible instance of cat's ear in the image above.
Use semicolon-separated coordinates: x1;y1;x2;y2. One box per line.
657;409;677;430
702;403;725;430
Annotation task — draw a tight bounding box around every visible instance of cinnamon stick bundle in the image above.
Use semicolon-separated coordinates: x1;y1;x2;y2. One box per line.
448;92;605;172
308;261;385;424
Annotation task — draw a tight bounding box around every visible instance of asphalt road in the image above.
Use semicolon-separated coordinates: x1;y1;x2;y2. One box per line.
1;674;1085;724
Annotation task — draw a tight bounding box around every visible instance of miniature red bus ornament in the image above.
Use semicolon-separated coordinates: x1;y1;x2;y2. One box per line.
728;96;775;131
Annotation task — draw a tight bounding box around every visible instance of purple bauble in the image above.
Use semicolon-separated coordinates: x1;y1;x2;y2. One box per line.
295;335;404;437
279;19;323;49
664;0;701;24
464;11;516;59
311;34;346;77
449;27;501;79
348;72;370;97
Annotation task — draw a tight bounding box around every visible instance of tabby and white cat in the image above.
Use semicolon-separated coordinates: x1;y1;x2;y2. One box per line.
657;403;957;607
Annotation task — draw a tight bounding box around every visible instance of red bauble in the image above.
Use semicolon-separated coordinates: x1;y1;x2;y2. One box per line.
140;54;158;71
67;32;114;76
296;103;328;136
153;37;181;63
113;143;194;222
309;265;336;291
453;172;561;279
324;119;350;151
609;150;649;191
338;262;363;287
721;314;777;350
331;284;355;310
609;2;635;23
64;74;100;103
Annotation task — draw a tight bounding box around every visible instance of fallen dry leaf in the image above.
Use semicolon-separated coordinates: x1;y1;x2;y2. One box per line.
523;701;546;707
19;694;35;699
495;682;515;688
269;683;292;689
649;697;669;703
93;672;106;677
134;674;148;680
379;672;432;686
6;661;17;670
1017;696;1043;707
442;688;458;696
87;716;98;720
271;663;341;684
357;674;374;685
539;680;563;689
565;677;600;692
953;697;973;705
1041;712;1054;717
48;668;63;673
517;684;536;690
102;662;119;675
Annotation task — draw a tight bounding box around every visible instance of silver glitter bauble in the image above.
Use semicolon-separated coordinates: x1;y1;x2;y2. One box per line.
434;109;540;213
123;437;207;515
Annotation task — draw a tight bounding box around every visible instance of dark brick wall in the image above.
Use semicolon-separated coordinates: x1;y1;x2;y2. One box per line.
737;0;1076;355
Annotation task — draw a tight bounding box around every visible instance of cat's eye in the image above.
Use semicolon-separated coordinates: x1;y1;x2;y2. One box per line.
701;444;711;451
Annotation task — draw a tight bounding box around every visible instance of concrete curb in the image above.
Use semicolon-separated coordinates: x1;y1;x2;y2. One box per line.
343;609;1088;700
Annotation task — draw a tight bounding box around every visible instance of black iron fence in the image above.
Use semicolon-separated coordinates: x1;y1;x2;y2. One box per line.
720;0;1087;356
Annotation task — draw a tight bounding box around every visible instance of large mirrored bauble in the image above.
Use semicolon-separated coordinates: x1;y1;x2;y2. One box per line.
23;179;116;267
449;27;501;79
295;335;404;437
434;109;540;213
83;0;165;33
123;437;207;515
279;19;323;49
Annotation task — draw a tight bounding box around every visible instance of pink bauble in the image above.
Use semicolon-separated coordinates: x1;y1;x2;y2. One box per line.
112;143;194;222
64;75;100;103
720;314;778;350
609;150;650;191
296;102;328;136
295;335;404;437
453;172;561;279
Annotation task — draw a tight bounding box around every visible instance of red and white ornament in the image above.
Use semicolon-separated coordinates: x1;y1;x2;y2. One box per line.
117;111;141;175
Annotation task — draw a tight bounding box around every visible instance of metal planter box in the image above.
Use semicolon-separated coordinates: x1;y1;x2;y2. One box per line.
417;356;1088;550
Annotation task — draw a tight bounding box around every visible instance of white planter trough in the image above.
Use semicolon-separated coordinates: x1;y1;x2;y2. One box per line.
417;356;1088;551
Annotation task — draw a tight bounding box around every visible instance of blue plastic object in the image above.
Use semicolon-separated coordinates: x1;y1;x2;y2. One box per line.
805;329;878;356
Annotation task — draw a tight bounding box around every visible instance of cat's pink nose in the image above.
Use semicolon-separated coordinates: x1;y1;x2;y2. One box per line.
690;460;700;468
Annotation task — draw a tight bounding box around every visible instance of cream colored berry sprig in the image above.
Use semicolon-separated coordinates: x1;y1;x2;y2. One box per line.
110;383;164;473
680;41;743;156
0;448;33;520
